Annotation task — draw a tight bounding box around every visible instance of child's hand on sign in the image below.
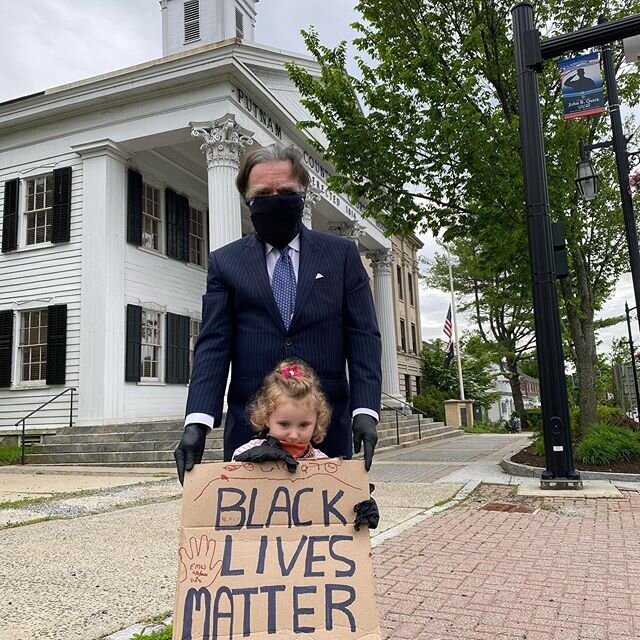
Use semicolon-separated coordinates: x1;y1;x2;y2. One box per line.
178;534;223;588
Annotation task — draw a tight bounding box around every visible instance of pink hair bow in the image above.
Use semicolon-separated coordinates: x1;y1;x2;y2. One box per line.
281;365;304;378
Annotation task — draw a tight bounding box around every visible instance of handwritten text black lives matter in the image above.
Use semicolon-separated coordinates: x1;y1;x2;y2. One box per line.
178;469;366;639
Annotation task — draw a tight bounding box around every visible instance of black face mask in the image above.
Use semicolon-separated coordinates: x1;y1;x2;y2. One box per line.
247;192;305;249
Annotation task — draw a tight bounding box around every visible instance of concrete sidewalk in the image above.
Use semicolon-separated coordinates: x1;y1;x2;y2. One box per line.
375;483;640;640
3;433;639;640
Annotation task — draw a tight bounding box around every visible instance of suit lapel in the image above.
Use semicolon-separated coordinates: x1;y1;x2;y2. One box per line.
243;235;286;331
290;227;321;332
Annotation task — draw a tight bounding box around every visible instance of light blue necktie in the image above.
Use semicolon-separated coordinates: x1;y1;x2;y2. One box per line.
272;246;296;330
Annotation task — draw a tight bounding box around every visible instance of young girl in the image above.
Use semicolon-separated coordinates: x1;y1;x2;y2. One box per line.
233;359;330;465
233;359;379;530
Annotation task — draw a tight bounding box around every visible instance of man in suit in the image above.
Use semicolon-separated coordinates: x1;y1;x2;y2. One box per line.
174;144;382;484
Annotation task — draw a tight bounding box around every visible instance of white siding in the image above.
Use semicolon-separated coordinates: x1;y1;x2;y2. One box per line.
122;152;208;421
0;154;83;433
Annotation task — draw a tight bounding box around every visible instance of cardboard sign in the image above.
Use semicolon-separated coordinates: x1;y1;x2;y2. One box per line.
173;459;381;640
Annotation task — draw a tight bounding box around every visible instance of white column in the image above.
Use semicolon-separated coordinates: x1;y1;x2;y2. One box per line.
72;140;129;424
367;249;402;401
191;114;254;250
302;187;321;228
328;221;365;244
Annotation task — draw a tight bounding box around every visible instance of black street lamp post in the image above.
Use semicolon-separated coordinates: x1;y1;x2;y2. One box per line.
512;3;579;486
624;302;640;414
512;3;640;487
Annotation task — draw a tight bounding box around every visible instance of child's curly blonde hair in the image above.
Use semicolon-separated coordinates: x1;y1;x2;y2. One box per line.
247;359;332;443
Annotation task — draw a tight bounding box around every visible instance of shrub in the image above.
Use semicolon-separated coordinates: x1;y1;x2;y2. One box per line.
596;406;624;422
412;387;448;423
465;420;506;434
575;424;640;466
525;407;543;433
604;414;640;432
531;435;545;457
0;445;25;466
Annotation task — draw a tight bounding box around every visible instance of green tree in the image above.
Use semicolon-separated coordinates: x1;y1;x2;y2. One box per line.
287;0;640;435
426;240;535;427
414;337;497;423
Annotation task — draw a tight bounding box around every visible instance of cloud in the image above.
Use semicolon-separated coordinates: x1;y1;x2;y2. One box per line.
1;1;160;102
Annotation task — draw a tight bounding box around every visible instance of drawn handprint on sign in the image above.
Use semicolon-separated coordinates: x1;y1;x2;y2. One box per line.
178;535;223;588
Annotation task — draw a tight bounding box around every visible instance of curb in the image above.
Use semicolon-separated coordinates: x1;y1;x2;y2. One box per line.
103;616;172;640
501;453;640;483
370;478;479;548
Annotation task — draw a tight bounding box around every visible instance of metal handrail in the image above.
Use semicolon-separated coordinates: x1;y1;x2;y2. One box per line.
380;391;430;418
15;387;76;465
380;393;428;441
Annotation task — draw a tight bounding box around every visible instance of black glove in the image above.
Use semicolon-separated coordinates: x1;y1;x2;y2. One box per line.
354;483;379;531
174;423;208;486
235;436;299;473
352;414;378;471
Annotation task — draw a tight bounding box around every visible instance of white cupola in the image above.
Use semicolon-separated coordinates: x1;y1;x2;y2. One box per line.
160;0;258;56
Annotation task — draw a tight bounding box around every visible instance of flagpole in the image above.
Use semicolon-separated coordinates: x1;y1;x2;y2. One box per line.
447;247;465;400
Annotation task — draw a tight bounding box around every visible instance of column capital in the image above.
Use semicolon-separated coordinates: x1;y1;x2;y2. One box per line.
302;187;321;228
367;248;395;276
328;221;365;244
71;139;131;163
191;113;254;169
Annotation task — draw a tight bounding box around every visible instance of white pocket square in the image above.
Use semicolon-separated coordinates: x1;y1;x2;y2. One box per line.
315;273;324;279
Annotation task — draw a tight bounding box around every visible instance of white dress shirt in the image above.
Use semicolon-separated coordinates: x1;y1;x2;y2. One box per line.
185;234;378;429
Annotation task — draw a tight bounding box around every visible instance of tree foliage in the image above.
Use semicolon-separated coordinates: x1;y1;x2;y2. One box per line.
287;0;640;434
415;338;498;417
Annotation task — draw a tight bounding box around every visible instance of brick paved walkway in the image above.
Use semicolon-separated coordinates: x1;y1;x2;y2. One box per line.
374;484;640;640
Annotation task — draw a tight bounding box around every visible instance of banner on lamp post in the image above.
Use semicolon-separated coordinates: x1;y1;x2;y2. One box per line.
559;52;606;120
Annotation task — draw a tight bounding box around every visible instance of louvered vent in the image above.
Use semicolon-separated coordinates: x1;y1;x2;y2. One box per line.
236;7;244;38
184;0;200;42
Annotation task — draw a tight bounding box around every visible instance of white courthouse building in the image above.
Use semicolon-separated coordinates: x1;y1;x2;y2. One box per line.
0;0;423;438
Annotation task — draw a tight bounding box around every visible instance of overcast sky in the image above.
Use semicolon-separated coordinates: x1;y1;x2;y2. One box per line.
0;0;632;359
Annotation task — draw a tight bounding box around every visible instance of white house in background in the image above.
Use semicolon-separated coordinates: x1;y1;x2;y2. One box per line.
486;366;541;422
0;0;421;437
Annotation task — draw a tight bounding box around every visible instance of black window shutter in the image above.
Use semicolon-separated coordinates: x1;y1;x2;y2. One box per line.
166;189;178;259
127;169;143;246
52;167;72;243
2;179;19;253
0;310;13;388
46;305;67;385
166;313;189;384
177;194;189;262
125;305;142;382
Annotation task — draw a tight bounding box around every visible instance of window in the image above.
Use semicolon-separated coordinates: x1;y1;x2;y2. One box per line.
408;272;414;306
189;207;205;266
404;374;411;401
142;183;161;251
415;376;421;396
184;0;200;42
25;175;53;245
400;319;406;352
397;266;403;300
411;323;417;354
189;318;201;377
235;7;244;38
20;309;48;382
141;309;161;380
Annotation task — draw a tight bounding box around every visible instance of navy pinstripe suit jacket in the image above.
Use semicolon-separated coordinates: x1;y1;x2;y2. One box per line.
185;225;382;460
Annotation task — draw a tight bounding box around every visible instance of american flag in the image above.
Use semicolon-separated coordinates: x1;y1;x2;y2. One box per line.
443;304;453;347
443;304;454;366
